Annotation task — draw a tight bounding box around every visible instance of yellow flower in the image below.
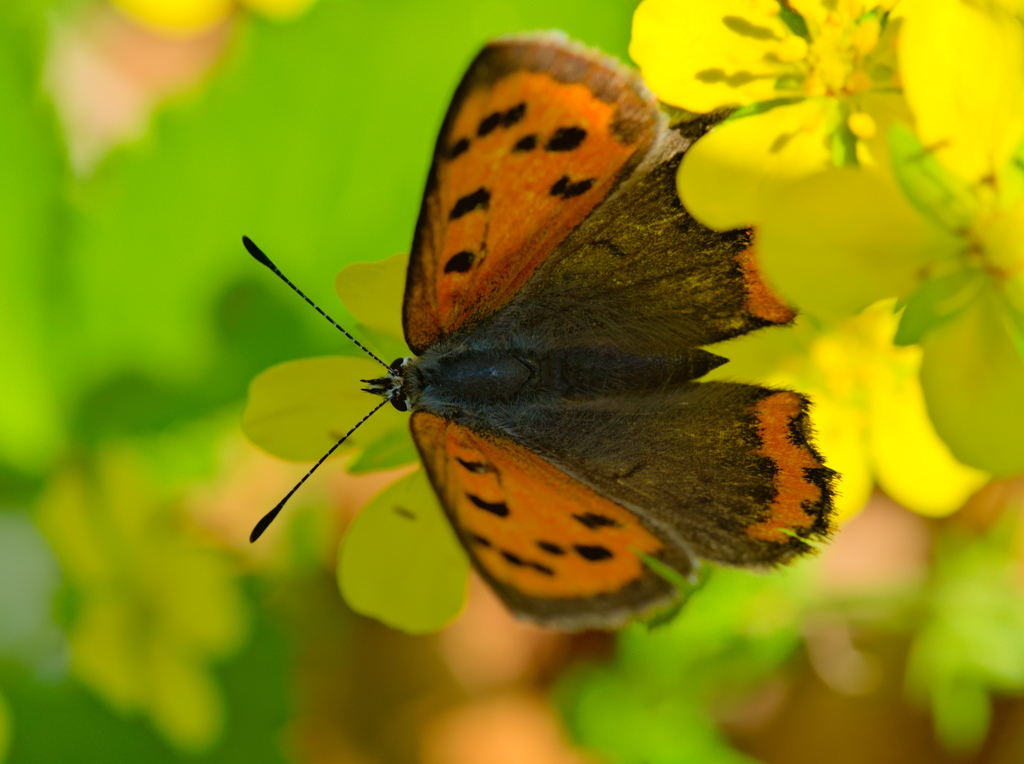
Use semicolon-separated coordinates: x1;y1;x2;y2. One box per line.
37;448;248;752
896;0;1024;188
632;0;906;230
111;0;318;36
709;302;989;519
747;1;1024;475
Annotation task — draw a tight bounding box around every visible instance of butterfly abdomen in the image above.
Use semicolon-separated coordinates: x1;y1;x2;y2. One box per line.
407;338;731;419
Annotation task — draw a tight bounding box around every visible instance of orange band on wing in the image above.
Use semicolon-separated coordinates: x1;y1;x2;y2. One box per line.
404;43;658;353
412;413;663;599
738;246;795;325
746;392;823;542
435;73;641;337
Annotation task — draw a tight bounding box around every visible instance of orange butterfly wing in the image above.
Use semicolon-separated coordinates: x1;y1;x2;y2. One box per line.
403;37;660;354
410;411;690;629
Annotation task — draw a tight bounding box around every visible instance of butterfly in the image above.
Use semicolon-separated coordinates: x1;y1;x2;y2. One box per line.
247;34;836;631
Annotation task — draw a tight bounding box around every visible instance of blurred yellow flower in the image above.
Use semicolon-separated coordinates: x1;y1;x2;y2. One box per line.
631;0;905;230
37;448;248;752
111;0;319;35
897;0;1024;188
634;0;1024;476
710;302;989;519
749;3;1024;475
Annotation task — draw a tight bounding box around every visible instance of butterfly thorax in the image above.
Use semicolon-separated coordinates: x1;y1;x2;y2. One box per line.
393;336;728;421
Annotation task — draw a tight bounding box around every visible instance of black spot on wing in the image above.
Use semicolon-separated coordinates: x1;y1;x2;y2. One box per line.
448;137;470;160
444;251;475;274
478;112;502;136
501;550;525;566
468;533;491;547
575;544;613;561
513;135;537;152
531;562;554;576
456;457;489;473
450;188;490;220
503;102;526;127
537;541;565;555
468;494;508;517
573;512;621;530
546;127;587;151
550;176;595;199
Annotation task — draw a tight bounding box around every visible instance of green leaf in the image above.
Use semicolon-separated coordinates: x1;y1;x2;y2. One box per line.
1000;289;1024;360
930;679;991;752
338;469;468;634
0;7;67;472
348;425;419;474
889;124;978;233
724;97;801;123
830;119;859;168
335;253;409;343
242;357;404;462
894;266;983;345
559;669;758;764
778;5;810;39
907;520;1024;751
920;286;1024;475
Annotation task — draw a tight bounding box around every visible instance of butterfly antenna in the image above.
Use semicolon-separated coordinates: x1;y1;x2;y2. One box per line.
242;235;389;370
250;396;391;542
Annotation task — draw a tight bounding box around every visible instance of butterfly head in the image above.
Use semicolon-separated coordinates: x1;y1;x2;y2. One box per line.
362;356;415;412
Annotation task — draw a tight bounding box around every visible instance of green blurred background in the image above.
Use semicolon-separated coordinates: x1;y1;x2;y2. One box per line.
2;1;1024;763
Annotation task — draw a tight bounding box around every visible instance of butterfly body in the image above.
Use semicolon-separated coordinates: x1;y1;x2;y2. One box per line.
361;35;836;630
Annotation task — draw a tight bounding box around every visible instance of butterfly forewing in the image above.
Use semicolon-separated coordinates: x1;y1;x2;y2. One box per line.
403;37;660;354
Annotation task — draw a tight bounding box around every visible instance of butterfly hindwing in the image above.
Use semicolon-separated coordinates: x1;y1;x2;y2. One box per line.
410;411;691;630
502;383;834;568
403;35;662;354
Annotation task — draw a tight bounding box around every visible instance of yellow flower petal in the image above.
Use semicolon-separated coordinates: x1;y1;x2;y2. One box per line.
111;0;232;34
810;396;874;521
242;356;403;462
868;346;989;516
338;469;468;633
631;0;799;112
853;91;914;170
37;452;246;752
756;168;960;317
69;597;140;712
790;0;867;27
848;112;876;140
921;287;1024;475
158;549;247;656
898;0;1024;184
149;640;223;752
678;99;836;231
335;253;407;336
981;198;1024;279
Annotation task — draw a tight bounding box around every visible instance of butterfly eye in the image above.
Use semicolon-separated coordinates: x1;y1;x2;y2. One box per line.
390;396;409;412
390;357;406;371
